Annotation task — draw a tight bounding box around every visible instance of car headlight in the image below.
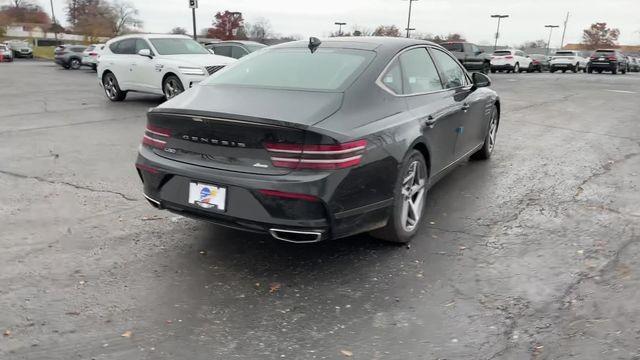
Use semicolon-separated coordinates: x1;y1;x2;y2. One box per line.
178;66;206;76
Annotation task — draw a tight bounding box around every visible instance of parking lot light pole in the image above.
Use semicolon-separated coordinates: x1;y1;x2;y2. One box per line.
545;25;560;56
334;22;347;36
490;14;509;52
404;0;419;38
189;0;198;40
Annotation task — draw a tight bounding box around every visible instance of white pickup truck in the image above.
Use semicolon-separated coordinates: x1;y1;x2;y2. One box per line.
549;50;586;73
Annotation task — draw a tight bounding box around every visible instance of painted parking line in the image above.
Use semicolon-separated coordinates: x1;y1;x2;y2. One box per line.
605;89;637;94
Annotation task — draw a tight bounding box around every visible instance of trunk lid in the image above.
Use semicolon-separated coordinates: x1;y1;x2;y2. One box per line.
147;85;344;175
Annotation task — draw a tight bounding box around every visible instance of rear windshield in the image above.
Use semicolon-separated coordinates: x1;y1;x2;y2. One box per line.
442;43;463;52
86;45;95;51
204;48;375;92
493;51;512;55
530;54;546;59
555;52;574;56
595;50;615;54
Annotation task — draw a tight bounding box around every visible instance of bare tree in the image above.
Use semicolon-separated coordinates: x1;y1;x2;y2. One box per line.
246;17;273;43
111;0;141;35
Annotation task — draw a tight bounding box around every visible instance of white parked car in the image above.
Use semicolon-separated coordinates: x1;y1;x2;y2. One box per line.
549;50;584;73
97;34;236;101
82;43;105;71
490;49;533;73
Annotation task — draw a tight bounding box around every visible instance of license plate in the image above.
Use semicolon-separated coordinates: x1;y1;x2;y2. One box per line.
599;57;605;61
557;64;567;67
188;182;226;211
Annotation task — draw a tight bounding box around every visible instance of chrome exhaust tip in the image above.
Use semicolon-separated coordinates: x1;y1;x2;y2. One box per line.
269;228;324;243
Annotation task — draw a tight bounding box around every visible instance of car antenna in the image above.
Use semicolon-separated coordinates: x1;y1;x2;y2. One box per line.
308;37;321;53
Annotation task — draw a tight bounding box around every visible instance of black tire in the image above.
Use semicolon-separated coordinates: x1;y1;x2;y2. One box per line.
471;105;499;161
621;67;626;74
550;67;556;73
514;63;520;73
562;69;567;73
102;72;127;101
491;69;496;74
91;64;97;71
371;150;428;244
612;68;617;75
481;62;491;75
162;75;185;100
572;64;578;73
597;69;603;74
69;58;81;70
588;68;593;73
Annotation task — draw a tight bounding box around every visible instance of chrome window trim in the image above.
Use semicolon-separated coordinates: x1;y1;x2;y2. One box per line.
375;44;470;98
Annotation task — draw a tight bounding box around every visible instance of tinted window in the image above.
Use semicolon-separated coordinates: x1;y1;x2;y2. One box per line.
471;44;480;54
231;45;249;59
86;45;95;52
398;48;443;94
430;49;467;89
555;51;574;56
381;59;403;94
442;43;463;52
135;39;153;54
493;50;512;56
110;39;136;55
71;46;86;52
149;38;209;55
212;45;232;57
205;48;375;92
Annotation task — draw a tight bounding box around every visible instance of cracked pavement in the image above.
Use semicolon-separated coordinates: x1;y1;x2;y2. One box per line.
1;60;639;360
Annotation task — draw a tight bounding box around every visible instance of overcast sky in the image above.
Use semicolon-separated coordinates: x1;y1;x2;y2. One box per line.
43;0;640;46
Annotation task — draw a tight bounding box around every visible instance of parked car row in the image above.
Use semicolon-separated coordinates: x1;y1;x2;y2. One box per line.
1;40;33;58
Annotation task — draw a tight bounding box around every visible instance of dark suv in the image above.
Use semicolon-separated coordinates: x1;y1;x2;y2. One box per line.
54;44;87;70
206;41;266;59
441;42;492;74
588;49;627;74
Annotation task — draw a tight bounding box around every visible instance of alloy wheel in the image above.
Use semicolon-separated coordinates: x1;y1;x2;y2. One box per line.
164;78;184;100
488;110;498;152
400;160;426;232
103;76;117;99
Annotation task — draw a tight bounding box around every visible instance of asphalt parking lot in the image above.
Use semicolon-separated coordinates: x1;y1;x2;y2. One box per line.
1;59;639;360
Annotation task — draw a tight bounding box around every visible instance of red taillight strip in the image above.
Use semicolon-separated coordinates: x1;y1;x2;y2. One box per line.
258;189;319;202
143;135;166;148
264;140;367;155
271;155;362;164
265;139;367;170
146;125;171;137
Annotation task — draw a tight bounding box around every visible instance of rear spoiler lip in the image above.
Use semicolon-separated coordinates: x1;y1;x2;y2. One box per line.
147;108;350;143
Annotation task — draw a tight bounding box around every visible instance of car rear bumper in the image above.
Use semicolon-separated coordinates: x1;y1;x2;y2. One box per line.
588;62;617;70
136;146;393;242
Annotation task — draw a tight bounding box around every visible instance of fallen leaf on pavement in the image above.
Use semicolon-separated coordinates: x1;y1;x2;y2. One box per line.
3;330;10;337
269;282;282;293
340;349;353;357
121;331;132;338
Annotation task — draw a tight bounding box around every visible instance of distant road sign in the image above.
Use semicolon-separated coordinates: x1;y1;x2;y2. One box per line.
189;0;198;9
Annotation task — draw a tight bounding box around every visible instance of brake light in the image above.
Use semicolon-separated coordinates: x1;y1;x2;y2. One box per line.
264;140;367;170
505;55;513;59
142;125;171;149
607;56;616;61
532;60;539;64
89;52;97;56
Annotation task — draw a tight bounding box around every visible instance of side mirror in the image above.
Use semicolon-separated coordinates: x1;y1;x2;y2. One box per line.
138;48;152;58
472;72;491;89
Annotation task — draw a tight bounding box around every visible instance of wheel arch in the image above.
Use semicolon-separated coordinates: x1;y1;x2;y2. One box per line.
410;140;432;178
162;72;180;87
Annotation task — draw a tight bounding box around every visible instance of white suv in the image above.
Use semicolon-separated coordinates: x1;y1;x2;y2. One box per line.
97;34;235;101
490;49;533;73
550;50;583;73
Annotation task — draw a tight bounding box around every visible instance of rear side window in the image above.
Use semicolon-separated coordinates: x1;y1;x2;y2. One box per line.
205;48;375;92
430;48;468;89
86;45;95;52
398;48;443;94
381;60;403;94
110;39;136;54
71;46;85;52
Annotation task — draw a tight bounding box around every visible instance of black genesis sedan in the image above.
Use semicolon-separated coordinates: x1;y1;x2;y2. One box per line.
136;37;500;244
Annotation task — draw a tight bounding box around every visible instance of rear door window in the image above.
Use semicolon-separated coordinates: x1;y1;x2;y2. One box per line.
398;47;443;94
135;39;153;55
430;48;468;89
110;39;136;55
212;45;232;57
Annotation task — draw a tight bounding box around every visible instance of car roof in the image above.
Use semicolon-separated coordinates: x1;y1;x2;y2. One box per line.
215;40;265;46
273;36;437;52
107;33;192;43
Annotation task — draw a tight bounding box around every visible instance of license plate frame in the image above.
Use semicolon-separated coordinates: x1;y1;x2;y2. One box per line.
188;182;227;212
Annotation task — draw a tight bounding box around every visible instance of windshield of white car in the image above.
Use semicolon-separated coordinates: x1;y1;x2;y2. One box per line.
204;48;375;92
149;38;209;55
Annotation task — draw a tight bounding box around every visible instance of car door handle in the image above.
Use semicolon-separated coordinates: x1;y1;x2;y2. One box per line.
461;103;470;112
